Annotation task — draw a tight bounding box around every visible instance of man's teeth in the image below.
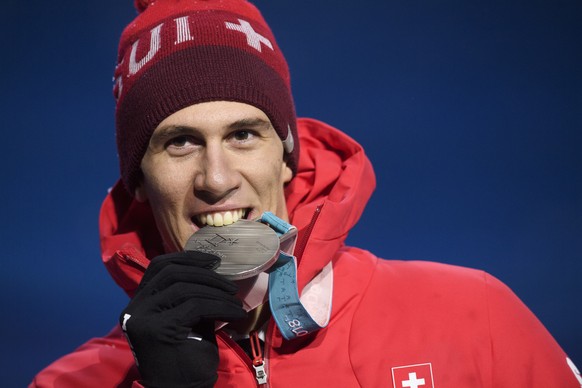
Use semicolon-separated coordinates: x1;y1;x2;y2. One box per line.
198;209;246;227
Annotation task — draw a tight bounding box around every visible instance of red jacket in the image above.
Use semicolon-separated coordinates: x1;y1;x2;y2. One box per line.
31;118;581;387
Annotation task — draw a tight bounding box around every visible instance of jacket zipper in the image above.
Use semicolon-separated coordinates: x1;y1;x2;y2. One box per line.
294;204;323;262
218;328;271;387
250;331;267;385
119;249;149;270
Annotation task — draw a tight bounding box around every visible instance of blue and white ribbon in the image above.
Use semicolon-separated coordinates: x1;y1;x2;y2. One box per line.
260;212;330;340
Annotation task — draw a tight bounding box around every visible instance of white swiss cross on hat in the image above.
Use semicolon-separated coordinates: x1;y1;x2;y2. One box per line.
225;19;273;52
391;363;435;388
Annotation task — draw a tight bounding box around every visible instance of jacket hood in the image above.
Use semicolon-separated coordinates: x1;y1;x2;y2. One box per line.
99;118;376;297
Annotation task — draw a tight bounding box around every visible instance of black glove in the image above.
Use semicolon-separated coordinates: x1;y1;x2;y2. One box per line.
120;250;247;388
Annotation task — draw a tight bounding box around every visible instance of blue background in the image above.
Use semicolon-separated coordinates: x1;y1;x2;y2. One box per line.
2;1;580;386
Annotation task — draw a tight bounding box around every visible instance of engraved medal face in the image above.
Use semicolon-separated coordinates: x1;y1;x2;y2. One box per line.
184;220;280;280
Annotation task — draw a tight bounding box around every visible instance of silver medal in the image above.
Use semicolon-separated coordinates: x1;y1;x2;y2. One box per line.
184;220;280;280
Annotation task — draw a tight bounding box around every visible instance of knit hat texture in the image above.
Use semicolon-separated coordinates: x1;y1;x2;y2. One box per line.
113;0;298;194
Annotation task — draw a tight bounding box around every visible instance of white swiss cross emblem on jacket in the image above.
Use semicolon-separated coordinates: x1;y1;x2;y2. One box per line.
391;363;435;388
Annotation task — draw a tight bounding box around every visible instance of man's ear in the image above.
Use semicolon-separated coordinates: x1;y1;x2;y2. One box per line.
281;158;293;185
134;184;148;203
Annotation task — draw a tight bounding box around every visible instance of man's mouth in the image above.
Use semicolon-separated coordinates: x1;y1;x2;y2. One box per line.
195;208;249;227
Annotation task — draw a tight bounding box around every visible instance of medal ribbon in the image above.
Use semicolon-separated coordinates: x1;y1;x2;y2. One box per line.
260;212;329;340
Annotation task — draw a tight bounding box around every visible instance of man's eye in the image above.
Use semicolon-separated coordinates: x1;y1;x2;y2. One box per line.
167;135;192;148
233;130;253;141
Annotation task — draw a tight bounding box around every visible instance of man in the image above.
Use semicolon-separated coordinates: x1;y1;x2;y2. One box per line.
31;0;581;387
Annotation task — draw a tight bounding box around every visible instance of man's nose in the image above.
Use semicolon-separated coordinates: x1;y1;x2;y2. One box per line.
193;144;241;202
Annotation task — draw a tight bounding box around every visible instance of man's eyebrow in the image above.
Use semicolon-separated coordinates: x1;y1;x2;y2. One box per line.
228;118;272;130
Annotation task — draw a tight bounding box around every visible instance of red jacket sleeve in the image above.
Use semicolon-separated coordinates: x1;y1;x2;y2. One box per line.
485;273;581;387
30;325;140;388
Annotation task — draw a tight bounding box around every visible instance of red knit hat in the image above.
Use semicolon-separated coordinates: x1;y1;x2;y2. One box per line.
114;0;298;194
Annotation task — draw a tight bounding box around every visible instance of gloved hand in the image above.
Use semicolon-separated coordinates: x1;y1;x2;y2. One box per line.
120;250;247;388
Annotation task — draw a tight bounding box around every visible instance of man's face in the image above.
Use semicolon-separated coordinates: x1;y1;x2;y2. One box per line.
136;101;293;253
